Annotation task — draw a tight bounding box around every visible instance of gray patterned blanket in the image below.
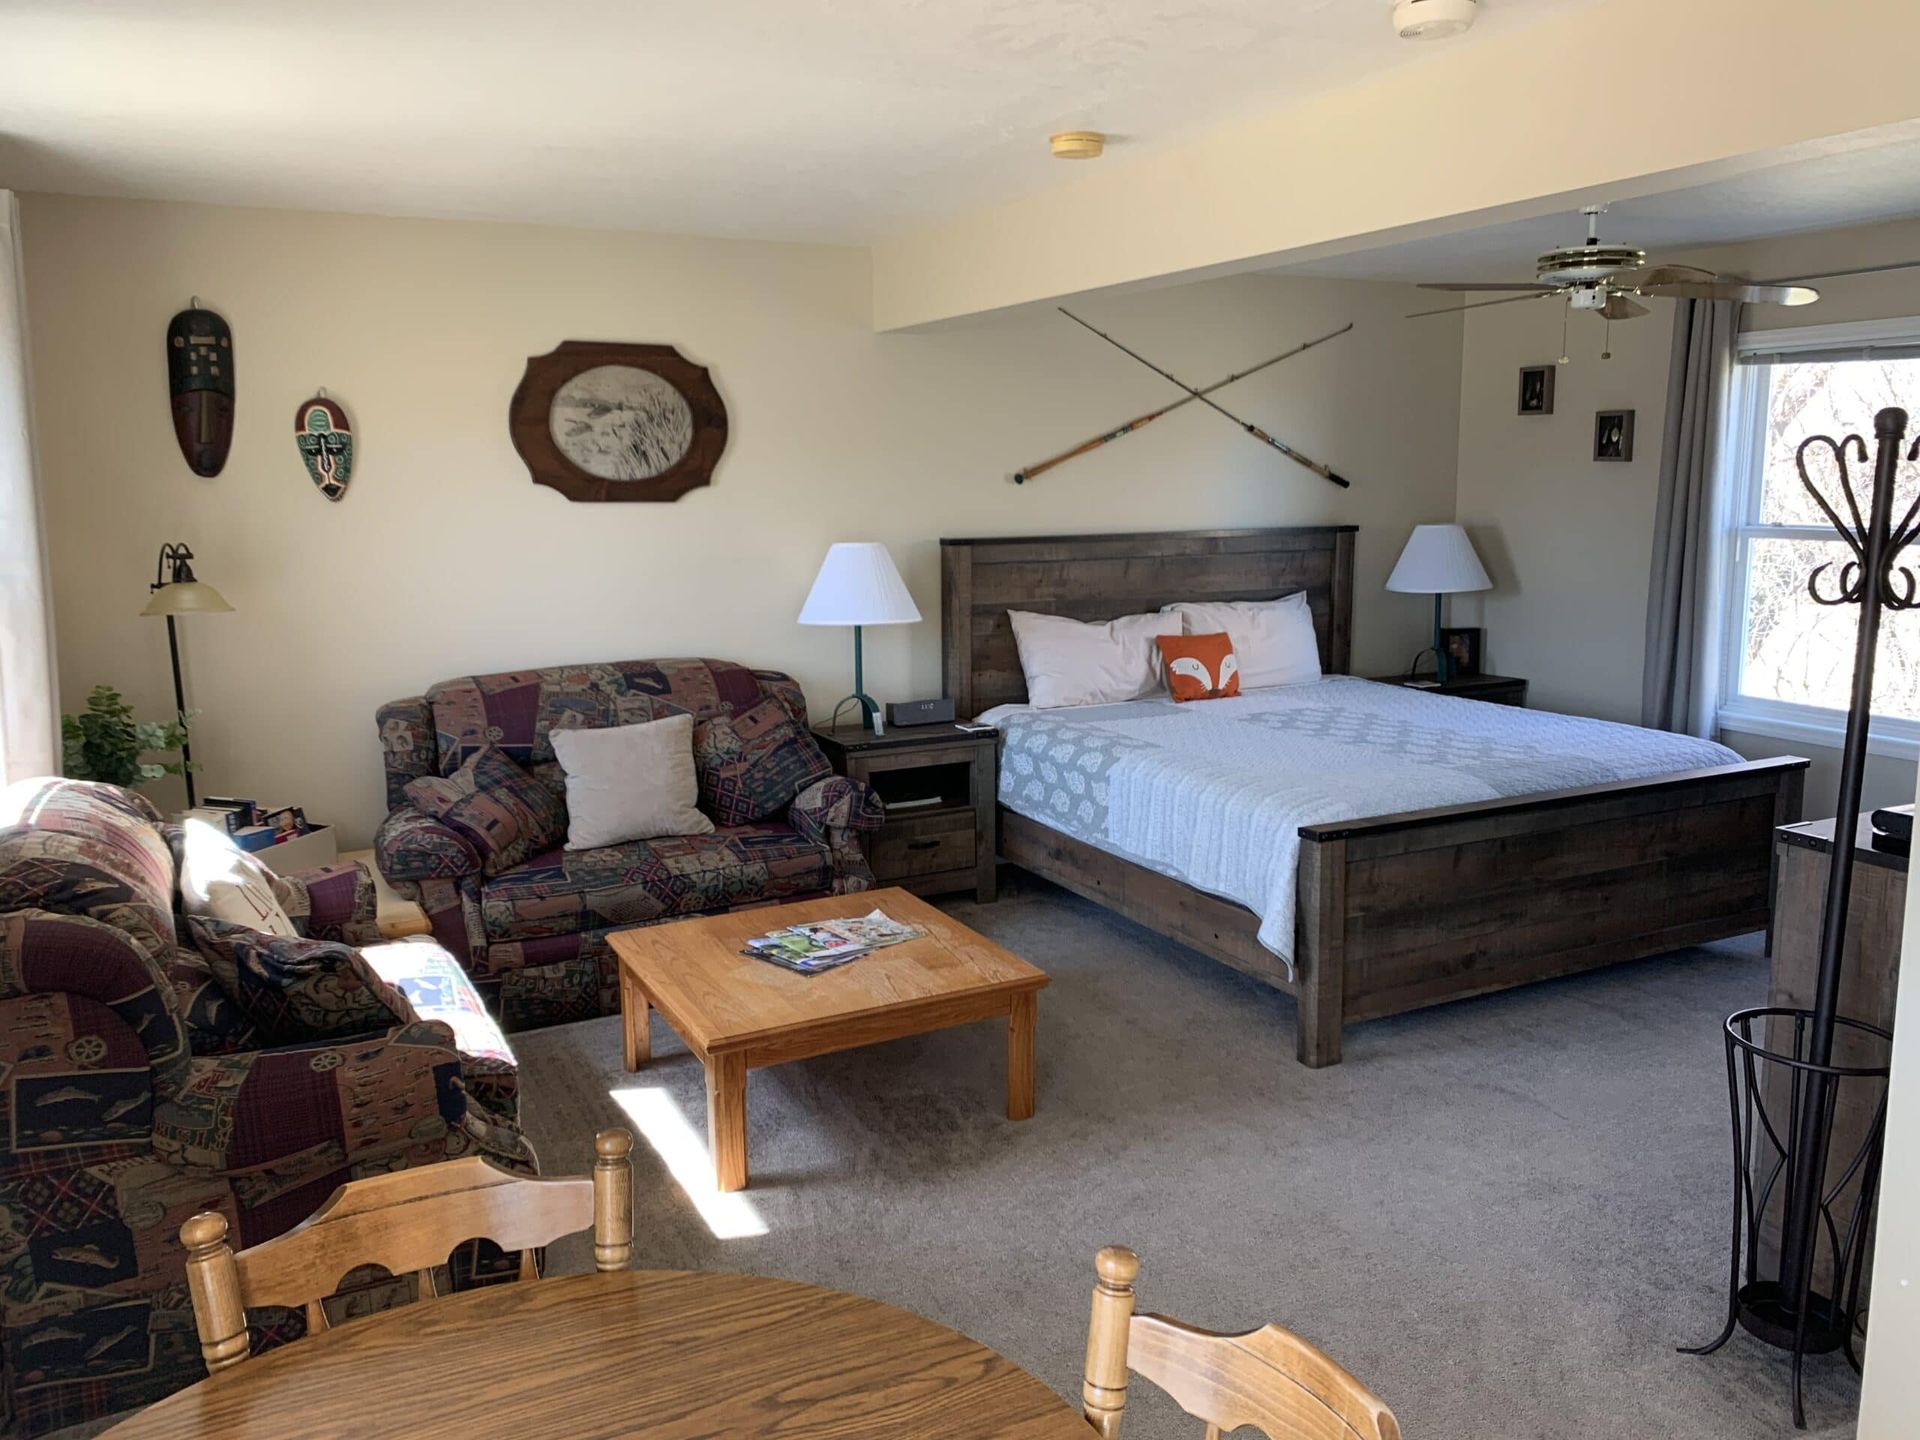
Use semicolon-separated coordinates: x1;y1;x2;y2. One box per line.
992;677;1741;973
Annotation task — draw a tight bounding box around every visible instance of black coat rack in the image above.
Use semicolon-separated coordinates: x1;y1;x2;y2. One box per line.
1685;407;1913;1426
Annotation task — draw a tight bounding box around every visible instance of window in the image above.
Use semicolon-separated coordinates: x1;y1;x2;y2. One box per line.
1719;318;1920;757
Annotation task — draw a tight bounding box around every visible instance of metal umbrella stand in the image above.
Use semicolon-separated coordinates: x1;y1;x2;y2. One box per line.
1683;407;1916;1427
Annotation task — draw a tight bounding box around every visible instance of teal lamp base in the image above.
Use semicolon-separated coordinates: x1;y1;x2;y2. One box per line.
828;624;879;730
1408;593;1450;683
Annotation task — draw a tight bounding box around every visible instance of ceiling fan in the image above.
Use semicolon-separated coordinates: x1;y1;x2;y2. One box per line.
1405;206;1821;348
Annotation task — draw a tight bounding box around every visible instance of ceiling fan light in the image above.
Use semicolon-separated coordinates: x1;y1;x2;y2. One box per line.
1393;0;1478;39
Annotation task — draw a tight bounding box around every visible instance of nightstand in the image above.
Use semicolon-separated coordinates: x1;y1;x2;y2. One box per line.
812;723;998;902
1367;671;1528;707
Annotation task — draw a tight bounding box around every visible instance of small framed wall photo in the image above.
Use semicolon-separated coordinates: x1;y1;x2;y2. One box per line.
1518;365;1555;416
1441;627;1483;677
1594;408;1635;462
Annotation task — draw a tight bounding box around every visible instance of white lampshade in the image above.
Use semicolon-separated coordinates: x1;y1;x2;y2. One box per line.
797;543;922;627
1385;524;1491;595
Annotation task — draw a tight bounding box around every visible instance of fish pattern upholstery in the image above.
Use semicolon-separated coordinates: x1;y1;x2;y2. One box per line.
0;777;530;1436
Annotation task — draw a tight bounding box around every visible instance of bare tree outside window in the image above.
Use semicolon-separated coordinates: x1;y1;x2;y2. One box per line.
1739;357;1920;721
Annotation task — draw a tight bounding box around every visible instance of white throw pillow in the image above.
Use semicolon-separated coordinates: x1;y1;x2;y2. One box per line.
1007;609;1183;709
177;818;299;936
549;714;715;849
1162;592;1323;691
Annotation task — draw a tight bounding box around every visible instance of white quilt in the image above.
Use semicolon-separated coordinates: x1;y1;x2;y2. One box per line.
990;676;1742;973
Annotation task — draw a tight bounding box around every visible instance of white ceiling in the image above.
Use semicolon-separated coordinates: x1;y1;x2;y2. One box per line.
1275;135;1920;285
0;0;1604;244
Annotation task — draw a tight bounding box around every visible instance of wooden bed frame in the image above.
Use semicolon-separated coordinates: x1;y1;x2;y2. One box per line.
940;527;1808;1068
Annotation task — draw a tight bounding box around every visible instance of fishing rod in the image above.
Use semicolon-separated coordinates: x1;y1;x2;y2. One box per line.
1057;308;1351;488
1013;322;1352;484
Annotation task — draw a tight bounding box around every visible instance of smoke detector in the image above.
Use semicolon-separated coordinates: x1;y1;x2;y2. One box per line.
1050;131;1105;160
1393;0;1478;39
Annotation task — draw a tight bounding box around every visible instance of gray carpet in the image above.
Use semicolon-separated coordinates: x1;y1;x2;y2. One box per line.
513;872;1861;1440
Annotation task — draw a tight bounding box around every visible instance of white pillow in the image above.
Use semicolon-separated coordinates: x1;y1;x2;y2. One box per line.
1162;592;1322;691
1007;609;1183;709
177;818;299;936
549;714;715;849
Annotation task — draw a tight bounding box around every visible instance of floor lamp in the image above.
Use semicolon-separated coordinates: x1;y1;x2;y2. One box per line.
139;542;232;806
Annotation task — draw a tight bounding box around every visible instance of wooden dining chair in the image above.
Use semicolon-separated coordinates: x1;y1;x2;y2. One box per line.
180;1127;634;1373
1082;1246;1402;1440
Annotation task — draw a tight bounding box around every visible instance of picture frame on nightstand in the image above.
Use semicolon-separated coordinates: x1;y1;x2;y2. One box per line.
1440;626;1482;677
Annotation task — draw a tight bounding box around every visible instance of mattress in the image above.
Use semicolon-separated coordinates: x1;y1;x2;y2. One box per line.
987;676;1743;973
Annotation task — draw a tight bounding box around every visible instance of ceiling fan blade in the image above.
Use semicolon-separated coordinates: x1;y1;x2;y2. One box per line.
1640;280;1820;306
1600;295;1650;320
1417;282;1558;292
1634;264;1720;286
1405;290;1563;320
1755;259;1920;286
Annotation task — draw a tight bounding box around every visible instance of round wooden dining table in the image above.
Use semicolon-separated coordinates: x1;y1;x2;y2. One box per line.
105;1268;1091;1438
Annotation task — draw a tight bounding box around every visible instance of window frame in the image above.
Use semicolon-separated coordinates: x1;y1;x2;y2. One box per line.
1715;315;1920;761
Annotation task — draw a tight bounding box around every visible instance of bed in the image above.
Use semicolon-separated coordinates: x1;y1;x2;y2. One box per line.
940;527;1807;1068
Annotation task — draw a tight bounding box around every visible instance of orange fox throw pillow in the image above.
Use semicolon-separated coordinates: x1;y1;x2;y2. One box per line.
1156;632;1241;702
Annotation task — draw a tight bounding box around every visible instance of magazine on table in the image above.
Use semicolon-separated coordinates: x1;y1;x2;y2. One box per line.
741;909;925;974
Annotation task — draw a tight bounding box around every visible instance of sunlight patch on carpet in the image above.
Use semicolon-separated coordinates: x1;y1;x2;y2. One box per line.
610;1085;769;1239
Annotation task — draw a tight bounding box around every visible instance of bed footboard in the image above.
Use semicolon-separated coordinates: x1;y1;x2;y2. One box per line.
1291;756;1807;1068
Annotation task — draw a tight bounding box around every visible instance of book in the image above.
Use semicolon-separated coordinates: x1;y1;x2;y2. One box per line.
740;909;926;975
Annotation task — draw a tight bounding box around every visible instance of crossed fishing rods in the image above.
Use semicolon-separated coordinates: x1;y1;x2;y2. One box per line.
1013;312;1352;488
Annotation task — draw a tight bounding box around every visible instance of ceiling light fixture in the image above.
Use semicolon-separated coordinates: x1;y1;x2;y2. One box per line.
1393;0;1478;39
1050;131;1105;160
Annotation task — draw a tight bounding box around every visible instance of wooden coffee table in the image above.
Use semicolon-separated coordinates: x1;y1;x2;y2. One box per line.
609;888;1047;1192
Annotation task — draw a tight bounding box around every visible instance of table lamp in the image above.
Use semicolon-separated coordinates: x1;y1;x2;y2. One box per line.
1385;524;1490;683
139;541;232;804
798;542;921;730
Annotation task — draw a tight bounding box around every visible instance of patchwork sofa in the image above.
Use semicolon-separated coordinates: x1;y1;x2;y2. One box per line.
375;658;883;1031
0;778;530;1437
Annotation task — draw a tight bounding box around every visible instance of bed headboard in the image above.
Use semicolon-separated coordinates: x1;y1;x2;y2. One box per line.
940;526;1356;718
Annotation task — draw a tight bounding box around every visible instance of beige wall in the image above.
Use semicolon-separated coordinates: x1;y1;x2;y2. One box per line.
1453;217;1920;815
1451;281;1675;725
22;194;1462;846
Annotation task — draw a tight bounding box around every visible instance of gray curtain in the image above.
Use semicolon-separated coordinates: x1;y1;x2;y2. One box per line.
1642;297;1740;735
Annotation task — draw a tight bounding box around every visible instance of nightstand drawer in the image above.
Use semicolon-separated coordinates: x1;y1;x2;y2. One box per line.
870;808;976;879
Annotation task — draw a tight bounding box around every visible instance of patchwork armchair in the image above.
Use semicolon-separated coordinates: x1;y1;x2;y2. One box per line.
375;658;883;1031
0;778;530;1437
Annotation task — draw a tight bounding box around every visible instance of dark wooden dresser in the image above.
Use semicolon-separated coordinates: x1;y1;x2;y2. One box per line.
1765;815;1905;1305
1772;816;1905;1029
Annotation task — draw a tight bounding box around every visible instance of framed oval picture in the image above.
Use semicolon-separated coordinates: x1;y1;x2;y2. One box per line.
510;340;728;502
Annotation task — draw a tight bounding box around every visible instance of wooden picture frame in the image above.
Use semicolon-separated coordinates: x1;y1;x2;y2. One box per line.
1440;626;1482;677
1594;409;1635;462
509;340;728;503
1517;365;1555;416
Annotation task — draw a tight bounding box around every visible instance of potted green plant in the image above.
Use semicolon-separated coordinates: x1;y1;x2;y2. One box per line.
61;685;194;790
